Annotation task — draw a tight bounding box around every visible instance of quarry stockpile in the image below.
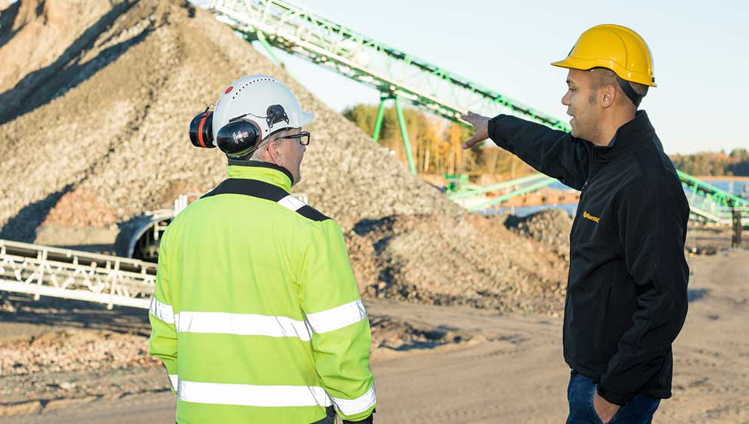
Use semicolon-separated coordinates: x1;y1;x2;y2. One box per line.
0;0;461;242
506;209;573;261
0;0;569;314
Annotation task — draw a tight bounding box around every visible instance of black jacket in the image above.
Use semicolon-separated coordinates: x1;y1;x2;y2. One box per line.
488;111;690;405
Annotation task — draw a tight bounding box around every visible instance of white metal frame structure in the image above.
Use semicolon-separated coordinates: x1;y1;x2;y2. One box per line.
0;239;156;309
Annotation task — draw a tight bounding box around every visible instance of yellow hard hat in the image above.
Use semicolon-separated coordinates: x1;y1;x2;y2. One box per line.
551;24;656;87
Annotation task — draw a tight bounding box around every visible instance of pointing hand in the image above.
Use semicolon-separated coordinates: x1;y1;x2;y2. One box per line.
460;111;490;149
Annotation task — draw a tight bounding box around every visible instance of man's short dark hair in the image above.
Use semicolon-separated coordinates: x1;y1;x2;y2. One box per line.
589;68;648;107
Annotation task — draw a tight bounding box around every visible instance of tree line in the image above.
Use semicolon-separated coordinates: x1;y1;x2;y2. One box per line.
342;104;535;178
670;149;749;176
343;104;749;178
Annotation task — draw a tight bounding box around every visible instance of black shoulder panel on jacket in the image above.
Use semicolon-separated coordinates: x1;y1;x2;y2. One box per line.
201;179;330;222
201;178;288;202
296;205;330;222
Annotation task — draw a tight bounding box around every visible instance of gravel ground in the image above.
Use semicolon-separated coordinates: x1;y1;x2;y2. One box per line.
0;294;476;415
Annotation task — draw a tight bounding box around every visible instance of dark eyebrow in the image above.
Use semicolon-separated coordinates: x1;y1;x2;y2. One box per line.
566;79;575;87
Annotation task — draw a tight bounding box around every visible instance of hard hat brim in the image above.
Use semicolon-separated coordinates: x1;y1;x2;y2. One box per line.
551;58;657;87
298;111;315;127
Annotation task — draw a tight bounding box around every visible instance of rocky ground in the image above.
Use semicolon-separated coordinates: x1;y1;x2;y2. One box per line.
685;223;744;255
2;247;748;423
2;215;738;419
0;294;481;417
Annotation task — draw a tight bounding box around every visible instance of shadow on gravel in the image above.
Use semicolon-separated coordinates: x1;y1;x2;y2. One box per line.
0;0;21;51
0;293;150;335
0;183;74;242
0;1;146;126
353;217;396;236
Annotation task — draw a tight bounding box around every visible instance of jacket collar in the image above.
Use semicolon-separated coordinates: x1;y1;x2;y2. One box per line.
226;160;293;193
591;110;656;160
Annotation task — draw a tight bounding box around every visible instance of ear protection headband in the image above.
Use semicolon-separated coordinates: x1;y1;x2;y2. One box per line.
189;104;289;158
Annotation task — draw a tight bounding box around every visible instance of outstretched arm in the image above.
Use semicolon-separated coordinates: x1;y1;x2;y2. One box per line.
462;112;590;190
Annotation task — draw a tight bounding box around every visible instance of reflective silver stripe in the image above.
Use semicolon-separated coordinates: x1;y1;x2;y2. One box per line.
175;311;312;341
149;297;175;324
177;380;332;407
278;195;306;211
306;300;368;334
331;384;377;416
168;374;179;391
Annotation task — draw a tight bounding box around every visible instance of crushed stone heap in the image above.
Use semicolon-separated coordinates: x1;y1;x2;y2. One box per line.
505;209;573;261
0;0;569;315
0;0;461;242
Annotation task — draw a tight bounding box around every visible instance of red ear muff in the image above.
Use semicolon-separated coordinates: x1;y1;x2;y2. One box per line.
216;119;261;158
189;110;215;148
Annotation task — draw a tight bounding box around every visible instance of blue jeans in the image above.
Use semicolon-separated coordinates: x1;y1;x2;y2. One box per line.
566;370;661;424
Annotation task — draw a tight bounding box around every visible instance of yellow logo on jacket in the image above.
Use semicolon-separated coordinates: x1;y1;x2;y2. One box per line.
583;211;600;223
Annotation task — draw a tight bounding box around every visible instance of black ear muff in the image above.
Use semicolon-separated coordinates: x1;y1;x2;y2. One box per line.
189;110;215;148
216;119;261;158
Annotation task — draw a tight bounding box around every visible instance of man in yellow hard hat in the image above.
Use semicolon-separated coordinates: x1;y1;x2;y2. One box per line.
462;25;689;423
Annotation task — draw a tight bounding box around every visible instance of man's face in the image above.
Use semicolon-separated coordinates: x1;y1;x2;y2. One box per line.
271;127;306;186
561;69;602;141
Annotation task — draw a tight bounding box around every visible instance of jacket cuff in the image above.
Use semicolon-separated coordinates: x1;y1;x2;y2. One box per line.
342;408;374;423
596;384;630;406
487;114;510;149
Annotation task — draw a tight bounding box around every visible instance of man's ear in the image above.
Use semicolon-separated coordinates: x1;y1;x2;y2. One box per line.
267;139;283;166
601;85;617;108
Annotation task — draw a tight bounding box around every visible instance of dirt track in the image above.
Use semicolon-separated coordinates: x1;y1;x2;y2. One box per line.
1;249;747;424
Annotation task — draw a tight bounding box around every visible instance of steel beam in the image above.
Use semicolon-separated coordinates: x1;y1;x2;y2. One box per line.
449;174;550;200
466;179;556;212
394;94;416;175
372;94;387;142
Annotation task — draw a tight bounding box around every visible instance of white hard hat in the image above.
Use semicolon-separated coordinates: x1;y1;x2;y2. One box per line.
211;75;314;143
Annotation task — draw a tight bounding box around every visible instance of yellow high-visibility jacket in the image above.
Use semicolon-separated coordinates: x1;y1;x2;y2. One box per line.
149;161;376;424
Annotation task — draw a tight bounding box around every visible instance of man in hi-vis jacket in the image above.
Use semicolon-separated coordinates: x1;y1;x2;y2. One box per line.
463;25;689;424
149;75;376;424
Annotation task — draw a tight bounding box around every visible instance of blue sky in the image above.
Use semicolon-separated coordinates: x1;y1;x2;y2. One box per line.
259;0;749;155
9;0;747;154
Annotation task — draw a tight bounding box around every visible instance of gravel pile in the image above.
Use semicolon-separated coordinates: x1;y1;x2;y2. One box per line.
350;214;567;316
0;0;460;243
0;0;569;316
506;209;573;261
40;188;119;228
